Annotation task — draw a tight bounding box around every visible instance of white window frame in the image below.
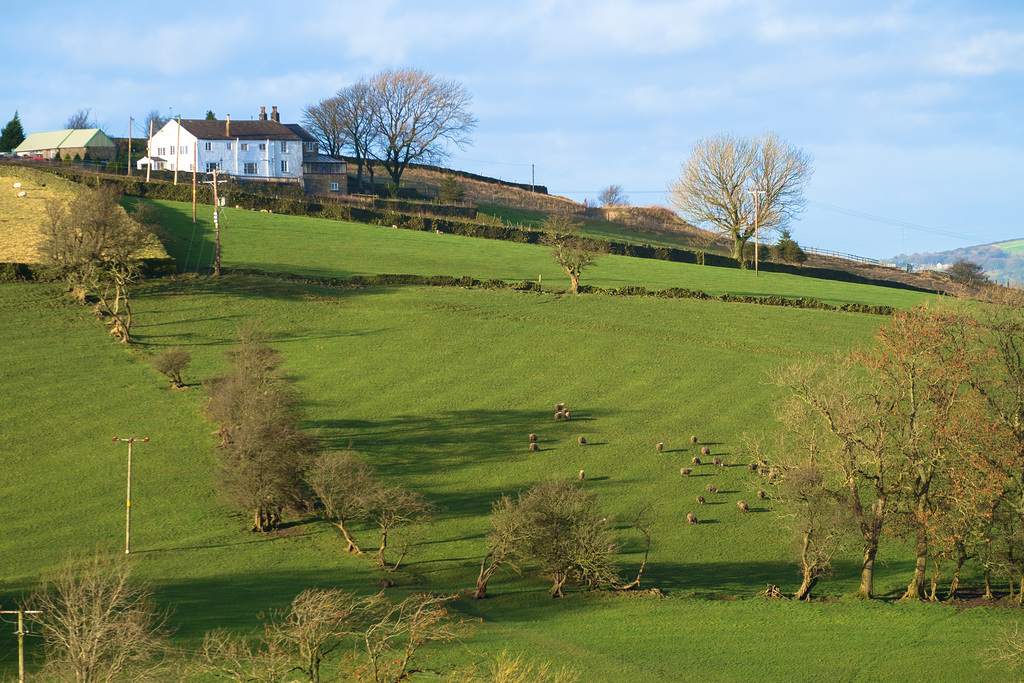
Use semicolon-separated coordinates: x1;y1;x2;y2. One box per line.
244;162;258;175
205;142;212;151
259;143;266;151
280;160;288;173
330;182;339;192
280;141;288;152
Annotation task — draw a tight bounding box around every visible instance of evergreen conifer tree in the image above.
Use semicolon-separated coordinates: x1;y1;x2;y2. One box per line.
0;111;26;153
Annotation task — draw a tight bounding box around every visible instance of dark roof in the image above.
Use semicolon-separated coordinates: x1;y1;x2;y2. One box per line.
180;119;302;141
304;154;346;164
284;124;317;142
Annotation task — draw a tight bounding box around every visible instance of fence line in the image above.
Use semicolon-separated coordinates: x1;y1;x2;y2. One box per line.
803;246;899;269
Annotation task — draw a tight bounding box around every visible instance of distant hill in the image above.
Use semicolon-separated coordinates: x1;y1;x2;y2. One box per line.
892;239;1024;286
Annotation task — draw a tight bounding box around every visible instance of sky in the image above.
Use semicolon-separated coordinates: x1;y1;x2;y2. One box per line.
3;1;1023;260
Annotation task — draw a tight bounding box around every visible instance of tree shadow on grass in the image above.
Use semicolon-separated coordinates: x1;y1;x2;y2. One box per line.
307;408;597;479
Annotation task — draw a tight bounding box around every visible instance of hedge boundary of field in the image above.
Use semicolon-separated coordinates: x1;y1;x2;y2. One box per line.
8;164;938;296
223;268;895;315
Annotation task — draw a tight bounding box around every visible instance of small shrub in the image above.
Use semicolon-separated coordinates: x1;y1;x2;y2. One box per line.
150;347;191;388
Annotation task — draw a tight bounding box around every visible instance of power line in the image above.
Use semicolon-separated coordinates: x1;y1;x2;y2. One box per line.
806;200;985;243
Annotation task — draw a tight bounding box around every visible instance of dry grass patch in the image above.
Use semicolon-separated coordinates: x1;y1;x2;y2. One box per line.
0;172;74;263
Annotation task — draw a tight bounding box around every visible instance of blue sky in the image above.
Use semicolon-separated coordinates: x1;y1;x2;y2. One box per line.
4;1;1023;259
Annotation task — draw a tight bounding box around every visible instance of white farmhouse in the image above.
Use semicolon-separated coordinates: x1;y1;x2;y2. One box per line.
141;107;303;182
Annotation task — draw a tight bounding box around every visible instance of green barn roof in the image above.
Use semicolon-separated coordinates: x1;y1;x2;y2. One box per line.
14;128;116;153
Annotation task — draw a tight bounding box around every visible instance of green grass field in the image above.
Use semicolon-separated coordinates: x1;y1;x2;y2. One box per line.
148;199;933;310
0;201;1017;681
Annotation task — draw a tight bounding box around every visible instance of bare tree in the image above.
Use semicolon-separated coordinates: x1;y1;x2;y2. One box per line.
539;215;605;294
474;493;529;599
32;551;169;683
335;80;377;192
66;107;98;129
669;131;813;261
365;486;435;569
150;347;191;389
143;110;168;135
195;590;471;683
306;449;376;553
366;68;477;188
598;184;629;207
516;479;620;598
302;97;348;157
206;324;316;532
42;184;156;343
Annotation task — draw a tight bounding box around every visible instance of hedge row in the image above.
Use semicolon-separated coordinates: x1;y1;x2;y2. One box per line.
24;165;936;296
578;284;894;315
225;268;543;292
222;268;891;315
0;258;176;283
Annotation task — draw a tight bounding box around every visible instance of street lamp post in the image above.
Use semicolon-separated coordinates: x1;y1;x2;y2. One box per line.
748;189;766;276
113;436;149;554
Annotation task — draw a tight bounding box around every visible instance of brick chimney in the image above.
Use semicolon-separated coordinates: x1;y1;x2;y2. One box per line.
259;106;267;121
271;106;280;123
226;115;231;136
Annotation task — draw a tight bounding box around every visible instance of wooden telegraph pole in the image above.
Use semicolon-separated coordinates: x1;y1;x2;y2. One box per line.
127;116;132;177
113;436;149;554
202;170;226;276
1;608;42;683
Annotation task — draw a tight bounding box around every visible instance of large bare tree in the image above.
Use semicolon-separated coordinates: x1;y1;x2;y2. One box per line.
335;80;376;192
32;552;169;683
668;131;812;262
302;97;348;157
42;185;156;343
366;68;477;188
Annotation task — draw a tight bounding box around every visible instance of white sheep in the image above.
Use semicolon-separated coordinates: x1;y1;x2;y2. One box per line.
13;182;22;188
17;191;27;198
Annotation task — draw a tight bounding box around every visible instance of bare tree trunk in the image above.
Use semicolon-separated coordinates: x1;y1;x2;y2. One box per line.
377;529;388;567
335;520;362;554
901;525;928;600
569;270;580;295
549;574;567;599
474;550;500;600
793;573;818;601
859;540;879;598
948;549;967;601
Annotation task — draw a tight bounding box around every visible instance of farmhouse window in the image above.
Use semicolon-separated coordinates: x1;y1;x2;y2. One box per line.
330;182;339;191
180;146;188;155
206;162;220;173
226;142;232;150
280;160;288;173
205;142;212;151
241;143;249;151
244;162;258;174
259;143;267;151
280;141;288;152
304;142;316;153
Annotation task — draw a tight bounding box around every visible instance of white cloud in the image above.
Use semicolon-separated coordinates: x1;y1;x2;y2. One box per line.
932;30;1024;76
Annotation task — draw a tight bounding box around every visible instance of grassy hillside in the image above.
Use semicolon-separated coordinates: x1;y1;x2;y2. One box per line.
151;199;931;310
0;200;1014;681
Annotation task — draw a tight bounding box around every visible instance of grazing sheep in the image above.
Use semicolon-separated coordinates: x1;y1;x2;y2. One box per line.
687;513;698;524
656;442;664;452
555;403;565;412
578;469;585;481
578;436;586;445
555;411;564;421
748;462;758;471
696;495;706;504
564;411;572;420
529;433;538;442
706;484;718;493
737;500;750;512
691;457;701;465
13;182;21;188
529;442;539;452
757;467;768;477
690;435;698;444
680;467;692;476
712;456;723;467
17;191;26;198
701;446;711;456
757;490;767;500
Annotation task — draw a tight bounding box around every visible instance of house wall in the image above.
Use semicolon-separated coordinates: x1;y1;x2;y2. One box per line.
304;175;348;196
148;121;303;179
